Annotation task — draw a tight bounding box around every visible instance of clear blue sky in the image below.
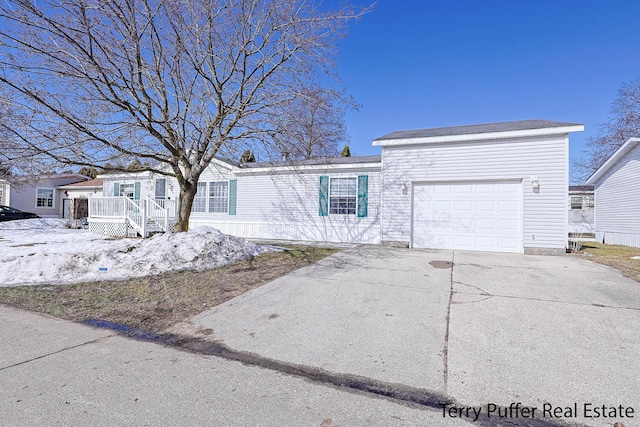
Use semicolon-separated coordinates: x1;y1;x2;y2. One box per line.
332;1;640;182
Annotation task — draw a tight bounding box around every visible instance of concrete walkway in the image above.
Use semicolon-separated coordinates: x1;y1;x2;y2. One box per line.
192;247;640;427
0;306;468;426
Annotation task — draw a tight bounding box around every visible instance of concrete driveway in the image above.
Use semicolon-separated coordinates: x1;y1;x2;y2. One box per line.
192;247;640;427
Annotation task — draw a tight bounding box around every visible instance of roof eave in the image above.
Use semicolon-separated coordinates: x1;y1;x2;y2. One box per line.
373;125;585;146
586;137;640;185
235;161;381;174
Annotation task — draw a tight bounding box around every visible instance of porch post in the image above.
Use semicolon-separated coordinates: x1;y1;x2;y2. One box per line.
165;205;169;232
141;199;148;238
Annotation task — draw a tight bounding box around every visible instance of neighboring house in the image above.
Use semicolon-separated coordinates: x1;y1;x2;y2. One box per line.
586;137;640;247
89;119;584;254
0;181;7;206
56;178;104;220
0;174;90;218
567;185;594;237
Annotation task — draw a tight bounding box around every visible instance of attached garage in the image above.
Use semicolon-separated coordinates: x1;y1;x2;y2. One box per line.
373;120;584;255
412;181;522;253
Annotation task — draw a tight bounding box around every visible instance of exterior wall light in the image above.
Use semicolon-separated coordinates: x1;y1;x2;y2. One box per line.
531;176;540;189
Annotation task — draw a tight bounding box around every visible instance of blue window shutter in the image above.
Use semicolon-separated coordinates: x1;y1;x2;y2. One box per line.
357;175;368;218
134;182;141;200
319;176;329;216
228;179;237;215
114;182;120;197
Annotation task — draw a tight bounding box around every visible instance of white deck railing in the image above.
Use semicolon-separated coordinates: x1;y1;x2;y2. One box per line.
89;197;127;218
89;197;177;237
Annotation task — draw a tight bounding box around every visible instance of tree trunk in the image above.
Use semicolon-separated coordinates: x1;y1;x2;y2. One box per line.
174;183;197;232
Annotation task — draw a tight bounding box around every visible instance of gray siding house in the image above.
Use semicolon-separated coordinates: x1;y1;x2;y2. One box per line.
586;137;640;247
89;119;583;254
0;174;90;218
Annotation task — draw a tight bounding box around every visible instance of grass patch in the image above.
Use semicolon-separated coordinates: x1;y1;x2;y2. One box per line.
0;245;337;333
580;242;640;283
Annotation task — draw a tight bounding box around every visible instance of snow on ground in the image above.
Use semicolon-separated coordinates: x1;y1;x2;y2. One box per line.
0;219;269;287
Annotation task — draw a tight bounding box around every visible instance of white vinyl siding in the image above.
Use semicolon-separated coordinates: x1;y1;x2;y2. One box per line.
36;188;55;208
592;144;640;245
381;135;569;251
188;163;382;244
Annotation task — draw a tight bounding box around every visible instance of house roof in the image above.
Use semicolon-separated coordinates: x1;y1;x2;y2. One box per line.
57;178;104;189
373;119;584;146
569;185;594;192
237;155;381;169
585;137;640;185
5;173;91;185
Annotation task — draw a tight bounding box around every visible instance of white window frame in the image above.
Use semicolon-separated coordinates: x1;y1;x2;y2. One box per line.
193;182;207;213
208;181;229;213
119;183;135;199
329;177;357;215
36;187;55;208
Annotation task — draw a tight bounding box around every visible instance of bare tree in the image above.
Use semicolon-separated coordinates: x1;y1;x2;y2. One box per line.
0;0;368;231
271;87;352;160
0;94;49;182
575;78;640;181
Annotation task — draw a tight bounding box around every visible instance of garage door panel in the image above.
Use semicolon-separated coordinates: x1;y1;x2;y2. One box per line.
412;181;522;253
498;183;520;194
499;200;519;211
433;200;452;211
476;200;496;211
498;218;519;230
476;183;498;193
475;218;496;230
454;200;473;211
454;184;473;194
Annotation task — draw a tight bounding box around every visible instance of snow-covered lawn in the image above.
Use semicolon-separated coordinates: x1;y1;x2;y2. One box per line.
0;219;268;287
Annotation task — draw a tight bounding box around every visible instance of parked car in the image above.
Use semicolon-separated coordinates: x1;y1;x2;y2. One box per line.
0;205;41;221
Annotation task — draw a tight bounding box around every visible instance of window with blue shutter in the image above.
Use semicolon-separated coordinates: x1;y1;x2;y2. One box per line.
228;179;237;215
319;176;329;216
357;175;368;217
114;182;120;197
134;181;141;200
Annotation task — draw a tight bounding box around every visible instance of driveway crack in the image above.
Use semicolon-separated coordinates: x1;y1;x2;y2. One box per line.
0;335;114;371
442;251;455;394
452;280;492;296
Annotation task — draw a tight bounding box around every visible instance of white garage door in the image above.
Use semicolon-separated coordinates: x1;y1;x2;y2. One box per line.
412;181;522;253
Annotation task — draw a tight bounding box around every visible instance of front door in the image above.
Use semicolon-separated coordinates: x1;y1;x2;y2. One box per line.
62;199;71;219
155;178;166;207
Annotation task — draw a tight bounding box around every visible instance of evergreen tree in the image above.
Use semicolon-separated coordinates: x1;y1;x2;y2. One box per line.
78;166;98;178
340;144;351;157
240;150;256;163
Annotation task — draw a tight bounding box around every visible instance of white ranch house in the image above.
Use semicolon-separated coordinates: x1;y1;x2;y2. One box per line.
586;137;640;247
89;119;584;254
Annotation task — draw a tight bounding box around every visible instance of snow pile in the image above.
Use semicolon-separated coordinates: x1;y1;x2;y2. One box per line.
0;220;269;287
